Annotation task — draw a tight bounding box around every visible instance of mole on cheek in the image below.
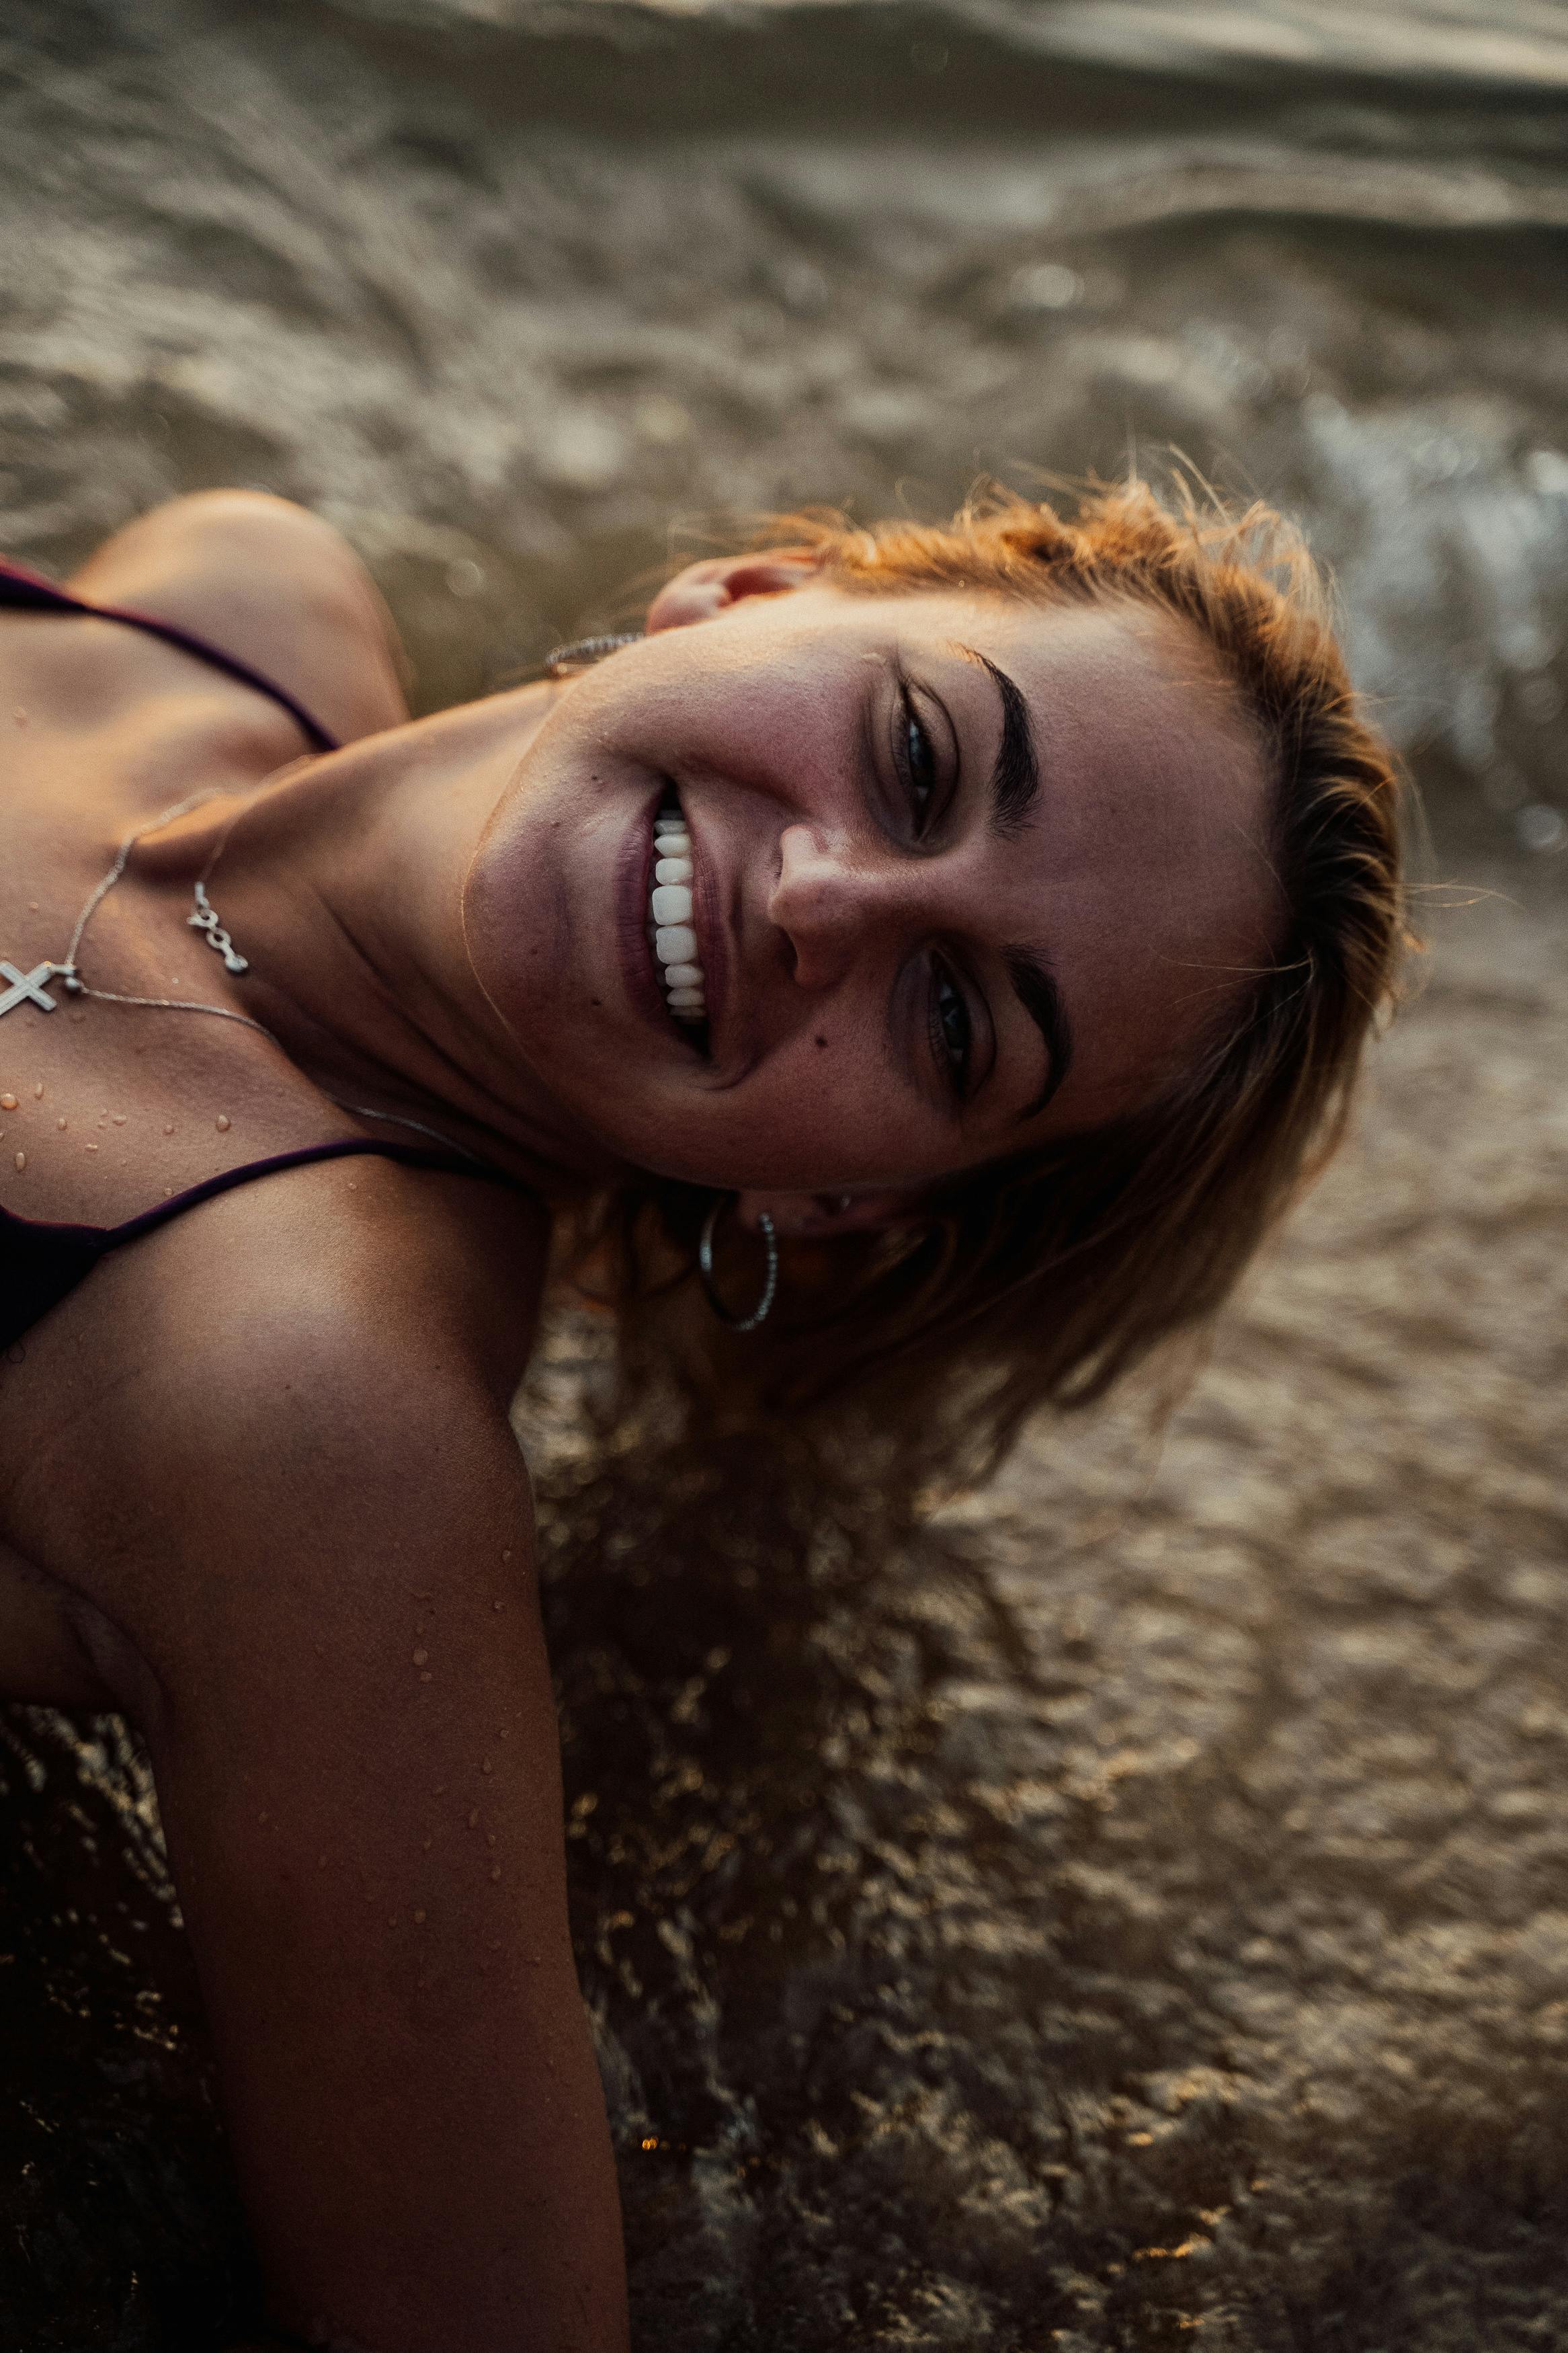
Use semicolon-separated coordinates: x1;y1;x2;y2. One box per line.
815;1035;828;1049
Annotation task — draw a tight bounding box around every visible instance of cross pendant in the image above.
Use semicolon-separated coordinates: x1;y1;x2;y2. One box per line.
0;960;58;1016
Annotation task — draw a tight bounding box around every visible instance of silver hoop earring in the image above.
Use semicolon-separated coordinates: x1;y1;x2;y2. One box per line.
543;633;643;678
698;1197;778;1332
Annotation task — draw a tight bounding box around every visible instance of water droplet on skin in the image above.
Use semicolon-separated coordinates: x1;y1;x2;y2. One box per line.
163;1123;174;1135
27;900;37;912
56;1117;65;1129
490;1866;502;1881
32;1084;42;1099
468;1809;480;1828
419;1671;432;1683
0;1096;15;1111
112;1114;125;1125
482;1759;493;1774
13;1152;24;1172
215;1114;231;1132
413;1648;428;1666
413;1909;426;1924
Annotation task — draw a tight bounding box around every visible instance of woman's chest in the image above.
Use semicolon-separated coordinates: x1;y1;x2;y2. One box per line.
0;672;323;1230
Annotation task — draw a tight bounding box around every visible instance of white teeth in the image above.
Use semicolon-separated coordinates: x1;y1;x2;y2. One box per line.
650;807;706;1025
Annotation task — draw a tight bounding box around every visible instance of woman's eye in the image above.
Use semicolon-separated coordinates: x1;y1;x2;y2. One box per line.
931;964;973;1094
900;688;939;831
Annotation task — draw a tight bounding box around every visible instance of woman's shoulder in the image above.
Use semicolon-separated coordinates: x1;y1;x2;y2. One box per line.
156;1138;550;1394
63;490;412;748
26;1137;552;1485
1;1140;552;1714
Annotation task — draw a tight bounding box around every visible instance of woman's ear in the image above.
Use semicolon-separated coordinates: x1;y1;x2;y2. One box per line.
645;549;823;635
734;1185;919;1240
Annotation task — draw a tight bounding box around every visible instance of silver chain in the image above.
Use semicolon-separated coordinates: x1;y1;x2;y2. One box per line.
48;786;279;1041
20;791;477;1159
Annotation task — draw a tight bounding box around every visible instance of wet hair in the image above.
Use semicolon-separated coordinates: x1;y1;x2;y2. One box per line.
568;479;1407;1484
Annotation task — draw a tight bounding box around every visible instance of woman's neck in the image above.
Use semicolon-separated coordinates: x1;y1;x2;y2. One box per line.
130;685;626;1191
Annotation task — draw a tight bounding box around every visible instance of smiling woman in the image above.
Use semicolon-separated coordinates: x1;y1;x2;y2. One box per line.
580;483;1407;1472
0;477;1403;2352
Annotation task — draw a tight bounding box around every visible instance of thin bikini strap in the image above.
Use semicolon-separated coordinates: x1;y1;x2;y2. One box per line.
101;1138;522;1250
0;555;341;753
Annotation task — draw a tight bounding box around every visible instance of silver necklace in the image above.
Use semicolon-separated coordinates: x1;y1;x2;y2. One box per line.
0;787;274;1036
0;788;481;1160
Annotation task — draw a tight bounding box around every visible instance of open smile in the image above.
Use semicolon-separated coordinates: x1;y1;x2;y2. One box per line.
647;795;708;1030
616;787;714;1056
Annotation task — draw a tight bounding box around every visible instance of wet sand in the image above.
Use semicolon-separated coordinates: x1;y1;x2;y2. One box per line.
1;1;1566;2342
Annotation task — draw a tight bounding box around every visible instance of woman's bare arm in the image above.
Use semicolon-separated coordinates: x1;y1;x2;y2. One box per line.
58;1207;628;2352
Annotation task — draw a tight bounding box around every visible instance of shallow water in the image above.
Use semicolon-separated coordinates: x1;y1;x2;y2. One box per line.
1;1;1567;2344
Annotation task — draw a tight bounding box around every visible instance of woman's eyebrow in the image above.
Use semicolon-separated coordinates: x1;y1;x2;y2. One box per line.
956;646;1040;836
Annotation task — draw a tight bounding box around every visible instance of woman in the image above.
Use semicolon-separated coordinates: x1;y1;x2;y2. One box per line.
0;481;1402;2350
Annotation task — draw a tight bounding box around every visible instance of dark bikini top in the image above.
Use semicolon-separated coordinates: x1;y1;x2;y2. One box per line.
0;555;520;1352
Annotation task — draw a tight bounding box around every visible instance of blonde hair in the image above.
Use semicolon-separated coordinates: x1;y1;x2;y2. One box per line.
571;479;1407;1481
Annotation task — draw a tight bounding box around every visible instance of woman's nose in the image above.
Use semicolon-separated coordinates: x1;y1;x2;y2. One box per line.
768;823;908;990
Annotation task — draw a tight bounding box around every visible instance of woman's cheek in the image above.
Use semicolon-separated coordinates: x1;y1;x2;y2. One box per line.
722;1061;916;1191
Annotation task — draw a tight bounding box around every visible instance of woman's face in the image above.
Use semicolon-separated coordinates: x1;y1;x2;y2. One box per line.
462;567;1278;1207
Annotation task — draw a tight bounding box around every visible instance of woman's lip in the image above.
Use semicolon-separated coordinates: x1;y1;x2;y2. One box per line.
614;793;675;1040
